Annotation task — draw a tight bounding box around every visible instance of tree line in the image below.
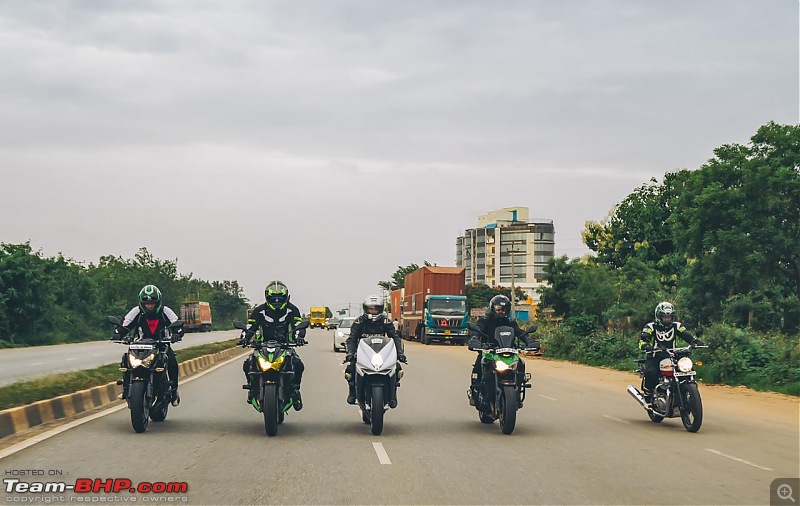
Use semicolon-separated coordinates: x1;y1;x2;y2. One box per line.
537;122;799;394
0;245;249;347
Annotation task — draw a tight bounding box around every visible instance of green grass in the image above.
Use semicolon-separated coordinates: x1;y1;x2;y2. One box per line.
0;339;240;411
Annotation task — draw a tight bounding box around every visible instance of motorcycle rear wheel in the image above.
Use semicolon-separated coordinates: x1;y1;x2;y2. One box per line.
478;411;495;424
680;383;703;432
647;410;664;423
149;402;168;422
129;381;149;433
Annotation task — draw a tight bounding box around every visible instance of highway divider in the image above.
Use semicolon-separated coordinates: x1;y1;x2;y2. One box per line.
0;345;248;438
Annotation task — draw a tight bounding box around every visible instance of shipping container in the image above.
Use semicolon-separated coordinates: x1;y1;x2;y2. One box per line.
399;267;468;345
181;301;212;332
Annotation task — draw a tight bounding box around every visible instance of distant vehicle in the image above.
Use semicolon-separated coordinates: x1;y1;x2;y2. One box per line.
333;317;356;352
397;266;469;345
326;316;340;330
309;306;330;329
180;301;212;332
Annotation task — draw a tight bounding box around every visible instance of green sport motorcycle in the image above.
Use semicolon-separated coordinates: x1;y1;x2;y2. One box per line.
467;322;537;435
234;320;309;436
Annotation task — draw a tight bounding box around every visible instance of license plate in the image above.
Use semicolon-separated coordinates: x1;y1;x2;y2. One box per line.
495;348;517;354
129;344;154;350
445;330;451;335
371;338;384;344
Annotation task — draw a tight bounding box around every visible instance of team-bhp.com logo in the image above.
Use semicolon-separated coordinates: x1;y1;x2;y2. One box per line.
4;478;188;494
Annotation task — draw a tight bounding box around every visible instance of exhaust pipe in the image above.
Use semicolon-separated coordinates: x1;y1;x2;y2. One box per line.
627;385;648;408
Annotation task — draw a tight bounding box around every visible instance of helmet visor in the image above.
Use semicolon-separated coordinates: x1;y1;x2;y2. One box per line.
493;304;508;315
366;305;381;315
658;314;673;325
268;294;287;307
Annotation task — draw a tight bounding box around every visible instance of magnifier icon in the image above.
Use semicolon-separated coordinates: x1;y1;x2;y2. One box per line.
778;484;796;503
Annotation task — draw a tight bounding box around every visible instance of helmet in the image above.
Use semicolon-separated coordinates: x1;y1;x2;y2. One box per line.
488;295;511;318
654;301;675;328
138;285;162;316
265;280;289;310
362;294;384;322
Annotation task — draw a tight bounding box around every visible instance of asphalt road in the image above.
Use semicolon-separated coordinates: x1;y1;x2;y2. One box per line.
0;329;240;386
1;328;797;505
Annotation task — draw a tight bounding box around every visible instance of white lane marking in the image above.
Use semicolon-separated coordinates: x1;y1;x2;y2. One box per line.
373;442;392;465
0;351;248;461
705;449;774;471
66;358;77;361
30;362;44;366
538;394;558;401
602;415;630;424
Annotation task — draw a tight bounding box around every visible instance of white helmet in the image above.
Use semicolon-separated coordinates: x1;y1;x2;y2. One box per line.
362;294;385;321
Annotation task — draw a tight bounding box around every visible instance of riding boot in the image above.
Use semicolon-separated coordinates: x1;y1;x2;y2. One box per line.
346;382;356;405
388;379;398;409
292;384;303;411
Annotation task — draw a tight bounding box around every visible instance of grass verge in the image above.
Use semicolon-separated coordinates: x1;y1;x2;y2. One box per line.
0;339;239;411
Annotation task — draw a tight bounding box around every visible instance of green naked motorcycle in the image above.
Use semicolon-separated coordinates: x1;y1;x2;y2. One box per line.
467;322;537;435
234;320;309;436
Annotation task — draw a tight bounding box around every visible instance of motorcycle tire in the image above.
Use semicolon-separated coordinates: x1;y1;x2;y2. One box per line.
129;381;149;433
370;384;384;436
479;411;495;424
149;402;168;422
361;409;371;425
263;384;279;437
499;385;518;435
680;383;703;433
647;410;664;423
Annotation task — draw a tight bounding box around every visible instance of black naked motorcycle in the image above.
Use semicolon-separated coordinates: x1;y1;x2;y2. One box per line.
107;315;183;433
233;319;309;436
467;322;537;435
627;344;708;433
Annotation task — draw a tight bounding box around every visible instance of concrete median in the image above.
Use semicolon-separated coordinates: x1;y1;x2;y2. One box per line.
0;346;247;438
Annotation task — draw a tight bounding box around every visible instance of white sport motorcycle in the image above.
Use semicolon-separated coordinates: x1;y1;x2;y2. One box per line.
347;334;404;436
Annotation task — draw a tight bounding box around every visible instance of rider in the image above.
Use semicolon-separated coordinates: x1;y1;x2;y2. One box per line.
639;301;704;403
344;294;407;408
467;294;539;405
111;285;184;405
238;280;307;411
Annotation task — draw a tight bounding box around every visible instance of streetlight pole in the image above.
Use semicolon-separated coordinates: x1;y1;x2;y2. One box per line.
510;240;516;320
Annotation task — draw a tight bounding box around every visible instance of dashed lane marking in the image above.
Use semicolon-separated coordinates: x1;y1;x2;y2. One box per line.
373;442;392;465
602;415;630;424
705;449;774;471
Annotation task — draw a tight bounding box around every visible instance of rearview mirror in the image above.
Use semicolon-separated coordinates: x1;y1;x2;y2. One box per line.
107;315;122;326
233;321;247;330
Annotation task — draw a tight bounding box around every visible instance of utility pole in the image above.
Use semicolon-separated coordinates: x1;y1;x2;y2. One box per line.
510;239;516;320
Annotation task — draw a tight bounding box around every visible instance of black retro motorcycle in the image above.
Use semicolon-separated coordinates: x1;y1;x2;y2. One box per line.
467;322;537;435
627;343;708;433
107;315;183;433
233;319;309;436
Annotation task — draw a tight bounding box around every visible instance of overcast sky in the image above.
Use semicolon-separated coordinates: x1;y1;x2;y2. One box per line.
1;1;797;313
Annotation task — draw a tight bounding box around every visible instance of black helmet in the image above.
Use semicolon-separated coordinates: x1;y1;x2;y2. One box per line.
138;285;162;316
265;280;289;310
488;295;511;318
654;301;675;328
362;294;384;322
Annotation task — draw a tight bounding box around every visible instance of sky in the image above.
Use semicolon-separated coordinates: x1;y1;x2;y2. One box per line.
1;1;797;313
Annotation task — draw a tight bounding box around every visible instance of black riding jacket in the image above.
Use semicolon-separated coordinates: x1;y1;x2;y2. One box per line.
244;302;306;344
639;321;694;351
346;314;403;356
471;315;538;348
114;306;183;341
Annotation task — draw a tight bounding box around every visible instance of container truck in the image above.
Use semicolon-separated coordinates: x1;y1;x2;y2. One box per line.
399;266;469;345
180;301;212;332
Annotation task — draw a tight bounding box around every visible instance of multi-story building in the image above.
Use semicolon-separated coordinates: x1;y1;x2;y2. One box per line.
456;207;555;320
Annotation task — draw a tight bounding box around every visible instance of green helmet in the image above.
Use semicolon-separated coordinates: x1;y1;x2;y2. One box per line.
139;285;162;316
654;301;675;328
265;280;289;310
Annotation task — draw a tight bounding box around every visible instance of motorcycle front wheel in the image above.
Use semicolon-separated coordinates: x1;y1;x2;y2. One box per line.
370;384;385;436
499;386;518;435
680;383;703;433
263;384;279;437
129;381;150;433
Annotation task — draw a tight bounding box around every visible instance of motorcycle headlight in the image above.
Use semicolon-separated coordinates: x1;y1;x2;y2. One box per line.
677;357;693;372
495;360;516;372
371;354;384;370
257;354;284;371
128;353;154;368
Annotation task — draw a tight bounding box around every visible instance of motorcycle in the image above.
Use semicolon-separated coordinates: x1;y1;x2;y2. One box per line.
627;344;708;433
233;319;309;436
107;315;183;433
345;333;405;436
466;322;537;435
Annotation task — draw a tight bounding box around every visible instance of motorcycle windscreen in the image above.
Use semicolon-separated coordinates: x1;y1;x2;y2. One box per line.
356;336;397;373
361;335;391;353
493;326;516;348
